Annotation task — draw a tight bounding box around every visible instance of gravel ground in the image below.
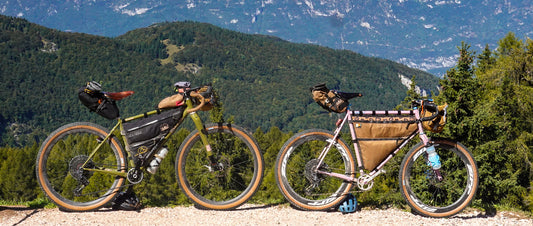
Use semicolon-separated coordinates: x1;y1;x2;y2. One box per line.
2;204;532;226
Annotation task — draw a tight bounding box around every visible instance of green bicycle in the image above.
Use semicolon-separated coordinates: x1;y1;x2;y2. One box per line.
36;81;264;211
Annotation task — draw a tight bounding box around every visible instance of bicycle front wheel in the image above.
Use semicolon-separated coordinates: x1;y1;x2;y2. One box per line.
399;139;478;218
36;122;127;211
275;129;355;211
176;123;264;210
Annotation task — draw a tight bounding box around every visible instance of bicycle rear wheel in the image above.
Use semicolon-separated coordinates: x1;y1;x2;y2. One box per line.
176;123;264;210
36;122;127;211
275;129;355;211
399;139;478;217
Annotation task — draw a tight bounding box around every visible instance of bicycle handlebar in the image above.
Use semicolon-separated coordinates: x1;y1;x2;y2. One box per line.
185;91;205;113
412;100;446;122
420;110;440;122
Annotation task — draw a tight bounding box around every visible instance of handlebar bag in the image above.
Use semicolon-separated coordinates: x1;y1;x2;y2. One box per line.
421;104;447;133
352;114;417;170
191;85;216;111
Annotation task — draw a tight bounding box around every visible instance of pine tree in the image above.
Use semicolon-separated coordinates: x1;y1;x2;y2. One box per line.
476;44;496;74
436;41;481;143
467;33;533;212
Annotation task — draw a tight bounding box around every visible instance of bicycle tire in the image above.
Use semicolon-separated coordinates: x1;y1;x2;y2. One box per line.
399;139;478;218
176;123;264;210
275;129;355;211
36;122;127;211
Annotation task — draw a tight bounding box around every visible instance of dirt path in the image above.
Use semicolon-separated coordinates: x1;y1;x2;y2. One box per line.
2;204;532;226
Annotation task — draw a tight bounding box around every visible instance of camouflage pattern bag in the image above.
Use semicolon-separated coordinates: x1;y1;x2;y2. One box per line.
311;83;348;113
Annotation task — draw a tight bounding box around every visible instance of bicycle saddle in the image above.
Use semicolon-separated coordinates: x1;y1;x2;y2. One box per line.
337;91;363;100
105;91;134;100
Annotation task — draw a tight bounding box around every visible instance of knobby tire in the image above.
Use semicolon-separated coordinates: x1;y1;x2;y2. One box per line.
399;139;478;218
35;122;127;211
175;123;264;210
275;129;355;211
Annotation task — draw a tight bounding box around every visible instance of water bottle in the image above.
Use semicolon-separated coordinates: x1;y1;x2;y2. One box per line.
147;147;168;174
425;145;441;170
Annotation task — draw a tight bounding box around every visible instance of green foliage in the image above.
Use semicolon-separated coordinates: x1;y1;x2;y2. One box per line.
436;42;482;145
251;127;292;204
437;33;533;212
135;128;192;206
0;144;39;202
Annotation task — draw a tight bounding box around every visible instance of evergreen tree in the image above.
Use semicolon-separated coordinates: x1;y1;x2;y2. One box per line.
476;44;496;74
436;42;481;144
0;145;38;201
455;33;533;212
497;32;522;57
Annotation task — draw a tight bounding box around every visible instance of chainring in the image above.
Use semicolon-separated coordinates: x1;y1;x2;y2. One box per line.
127;168;144;184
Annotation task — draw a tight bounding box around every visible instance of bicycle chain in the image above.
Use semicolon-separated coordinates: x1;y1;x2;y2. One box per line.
73;182;135;198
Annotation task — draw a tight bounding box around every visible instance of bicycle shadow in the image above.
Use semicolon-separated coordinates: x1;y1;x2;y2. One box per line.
233;204;277;211
191;203;277;211
0;206;41;226
409;208;506;220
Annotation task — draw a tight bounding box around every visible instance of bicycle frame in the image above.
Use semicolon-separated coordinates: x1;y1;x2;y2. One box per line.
80;95;211;178
314;107;430;187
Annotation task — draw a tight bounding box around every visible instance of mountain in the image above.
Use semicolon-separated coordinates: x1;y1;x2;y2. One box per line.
0;15;439;146
1;1;531;76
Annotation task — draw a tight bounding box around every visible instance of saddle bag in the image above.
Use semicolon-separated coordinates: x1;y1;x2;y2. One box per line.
78;82;119;120
123;107;184;164
352;113;417;170
311;83;348;113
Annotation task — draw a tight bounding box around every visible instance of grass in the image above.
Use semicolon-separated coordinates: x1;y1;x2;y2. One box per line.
0;198;55;209
159;39;201;73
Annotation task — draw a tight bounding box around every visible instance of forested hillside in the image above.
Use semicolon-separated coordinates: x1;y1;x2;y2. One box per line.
0;15;438;146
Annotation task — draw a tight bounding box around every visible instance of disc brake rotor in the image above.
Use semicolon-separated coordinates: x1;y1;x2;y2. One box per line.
304;159;329;184
69;155;95;184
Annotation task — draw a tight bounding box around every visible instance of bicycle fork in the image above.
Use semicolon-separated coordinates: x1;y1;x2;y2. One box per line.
415;110;443;182
189;111;221;172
